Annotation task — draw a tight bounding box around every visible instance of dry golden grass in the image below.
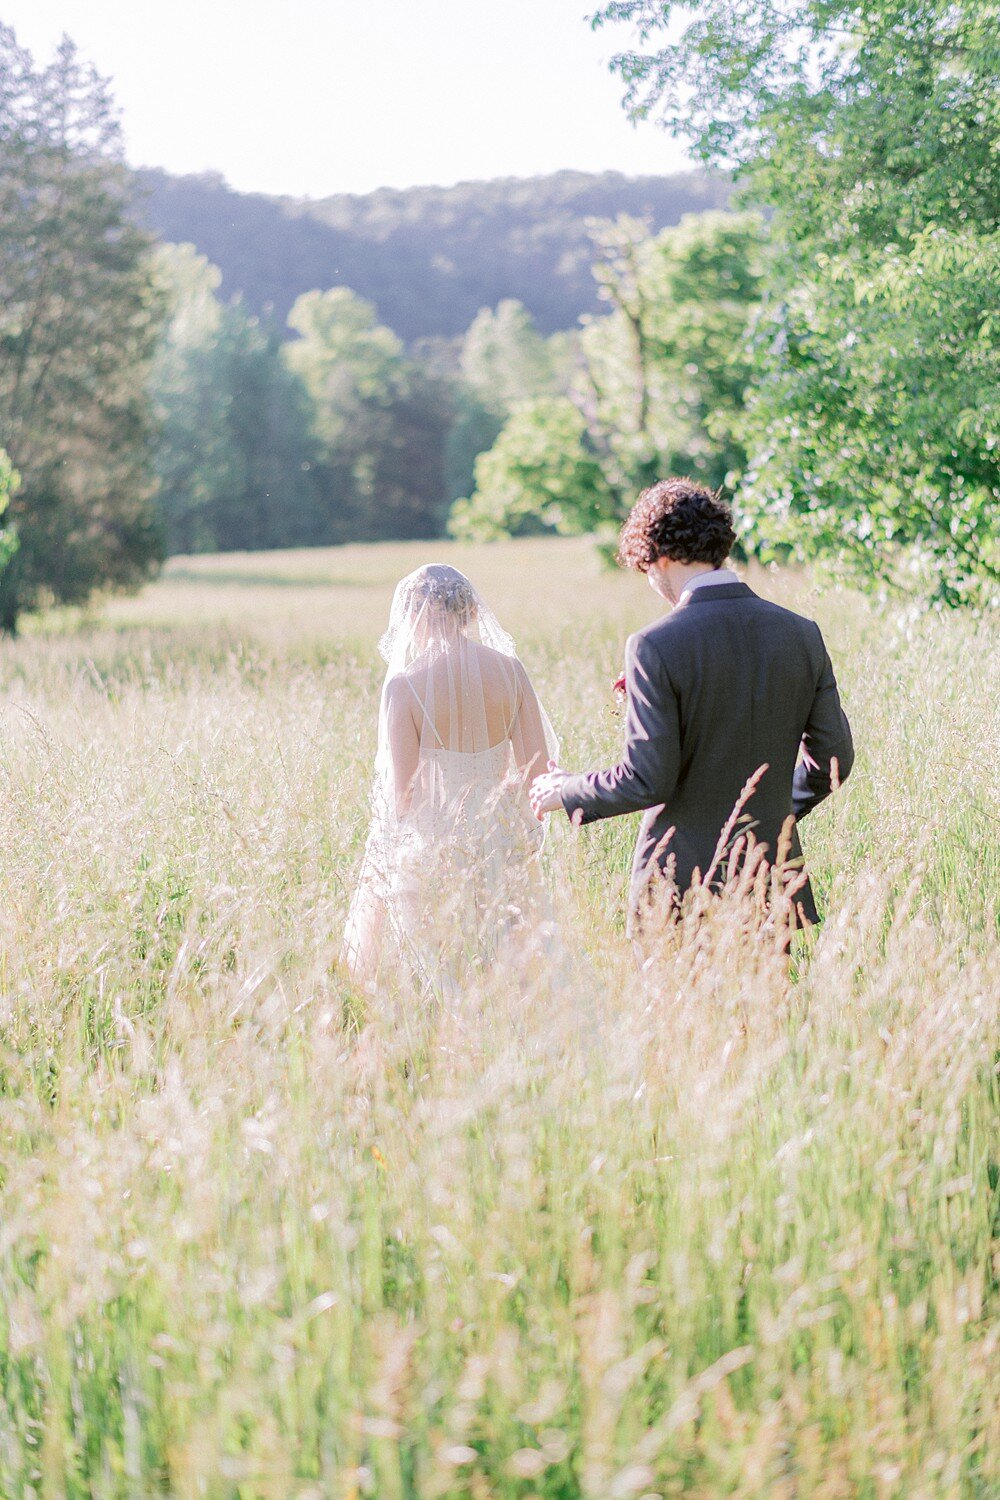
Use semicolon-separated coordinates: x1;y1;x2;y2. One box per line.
0;538;996;1497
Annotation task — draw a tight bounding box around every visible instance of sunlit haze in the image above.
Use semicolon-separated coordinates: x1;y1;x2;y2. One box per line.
2;0;687;197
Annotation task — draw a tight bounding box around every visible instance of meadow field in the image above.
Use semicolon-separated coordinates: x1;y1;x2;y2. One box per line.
0;537;997;1498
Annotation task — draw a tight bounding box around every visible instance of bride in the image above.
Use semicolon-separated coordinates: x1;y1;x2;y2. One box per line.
342;564;558;988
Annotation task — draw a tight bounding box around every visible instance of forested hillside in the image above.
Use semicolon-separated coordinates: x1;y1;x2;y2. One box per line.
135;167;731;340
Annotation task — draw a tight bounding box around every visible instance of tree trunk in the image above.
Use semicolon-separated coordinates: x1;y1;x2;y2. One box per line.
0;560;20;635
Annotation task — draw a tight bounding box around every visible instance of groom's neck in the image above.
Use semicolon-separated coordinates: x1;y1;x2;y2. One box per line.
653;559;722;606
676;562;721;591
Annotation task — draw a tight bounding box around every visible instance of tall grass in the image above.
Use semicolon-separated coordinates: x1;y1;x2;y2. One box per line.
0;539;996;1497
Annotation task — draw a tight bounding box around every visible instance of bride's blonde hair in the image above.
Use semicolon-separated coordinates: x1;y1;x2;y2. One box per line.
407;564;477;624
379;564;496;667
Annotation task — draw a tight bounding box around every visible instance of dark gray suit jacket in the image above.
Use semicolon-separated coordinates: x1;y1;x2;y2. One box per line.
560;582;853;929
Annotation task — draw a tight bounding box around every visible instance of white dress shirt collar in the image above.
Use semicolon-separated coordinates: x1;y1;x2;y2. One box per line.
679;567;739;603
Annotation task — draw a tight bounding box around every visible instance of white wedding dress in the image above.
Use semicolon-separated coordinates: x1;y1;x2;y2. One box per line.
342;565;558;991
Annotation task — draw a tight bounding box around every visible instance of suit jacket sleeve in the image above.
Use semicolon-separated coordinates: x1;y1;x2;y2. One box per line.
560;631;681;825
792;627;854;820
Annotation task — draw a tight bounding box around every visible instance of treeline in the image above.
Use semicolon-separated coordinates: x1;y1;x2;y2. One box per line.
1;7;997;631
450;0;1000;603
148;212;760;557
136;167;733;340
451;212;764;543
151;250;457;553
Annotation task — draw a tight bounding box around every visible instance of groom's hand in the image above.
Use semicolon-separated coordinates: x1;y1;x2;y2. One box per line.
530;760;570;820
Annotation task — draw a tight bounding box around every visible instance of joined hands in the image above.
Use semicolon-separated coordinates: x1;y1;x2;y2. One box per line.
530;759;570;820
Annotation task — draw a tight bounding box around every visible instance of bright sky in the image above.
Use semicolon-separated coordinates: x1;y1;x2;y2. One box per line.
3;0;686;198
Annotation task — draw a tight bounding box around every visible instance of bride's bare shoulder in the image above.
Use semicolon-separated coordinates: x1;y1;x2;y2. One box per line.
471;640;526;673
384;671;420;710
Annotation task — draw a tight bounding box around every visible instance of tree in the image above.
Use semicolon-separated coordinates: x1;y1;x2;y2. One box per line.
450;398;614;540
443;391;504;505
150;244;324;553
460;300;558;417
286;288;406;446
286;287;453;540
594;0;1000;600
148;245;230;554
739;227;1000;602
451;212;765;538
594;0;999;236
444;299;563;505
0;27;163;630
210;312;326;552
575;211;765;504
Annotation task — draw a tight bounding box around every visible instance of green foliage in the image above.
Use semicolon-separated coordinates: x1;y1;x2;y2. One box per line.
148;246;230;554
442;300;566;509
450;398;614;539
151;268;458;555
0;446;19;572
595;0;1000;601
739;227;1000;602
579;211;766;498
286;289;407;447
594;0;999;235
443;391;504;504
460;299;559;417
0;26;164;631
286;288;453;541
150;244;324;553
453;212;765;538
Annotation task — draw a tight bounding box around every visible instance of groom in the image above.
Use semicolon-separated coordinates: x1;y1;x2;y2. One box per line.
530;478;854;935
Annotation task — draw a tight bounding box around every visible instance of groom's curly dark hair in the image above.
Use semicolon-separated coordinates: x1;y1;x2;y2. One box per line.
617;478;736;572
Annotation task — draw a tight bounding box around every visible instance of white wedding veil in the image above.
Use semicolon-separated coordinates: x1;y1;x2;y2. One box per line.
342;563;558;980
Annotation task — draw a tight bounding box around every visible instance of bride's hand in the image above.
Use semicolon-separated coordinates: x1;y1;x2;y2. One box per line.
530;760;570;819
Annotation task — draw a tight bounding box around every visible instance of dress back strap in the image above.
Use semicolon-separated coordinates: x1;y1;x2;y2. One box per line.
503;656;521;742
404;676;446;748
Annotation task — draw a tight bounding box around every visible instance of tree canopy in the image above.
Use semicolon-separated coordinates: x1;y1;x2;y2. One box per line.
452;212;766;540
150;244;324;554
0;27;163;630
595;0;1000;600
286;288;454;541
